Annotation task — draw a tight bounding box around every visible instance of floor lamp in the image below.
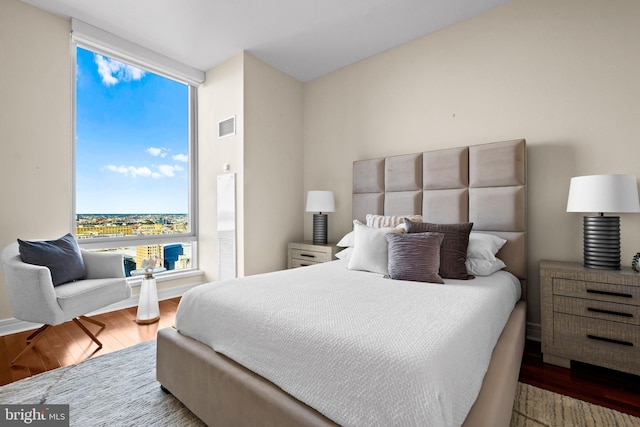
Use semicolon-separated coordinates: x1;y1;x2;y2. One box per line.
306;191;335;245
567;174;640;270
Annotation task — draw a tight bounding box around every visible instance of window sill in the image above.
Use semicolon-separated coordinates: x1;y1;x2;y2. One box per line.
127;268;204;288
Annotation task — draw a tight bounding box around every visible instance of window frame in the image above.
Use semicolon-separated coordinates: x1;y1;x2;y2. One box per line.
71;42;199;272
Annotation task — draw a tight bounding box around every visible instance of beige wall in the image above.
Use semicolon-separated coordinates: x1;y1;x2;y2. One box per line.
197;53;246;282
0;0;73;320
197;52;304;279
303;0;640;326
243;54;304;275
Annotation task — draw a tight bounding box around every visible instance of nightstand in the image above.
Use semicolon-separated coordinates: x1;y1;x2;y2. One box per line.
540;260;640;376
287;242;338;269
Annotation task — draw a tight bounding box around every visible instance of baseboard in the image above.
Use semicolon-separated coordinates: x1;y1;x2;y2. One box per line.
526;322;541;342
0;282;204;337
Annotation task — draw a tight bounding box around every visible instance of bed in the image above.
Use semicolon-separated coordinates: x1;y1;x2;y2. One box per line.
157;139;527;427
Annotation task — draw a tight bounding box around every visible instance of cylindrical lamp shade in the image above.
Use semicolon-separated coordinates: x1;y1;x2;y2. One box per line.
567;174;640;270
306;191;335;245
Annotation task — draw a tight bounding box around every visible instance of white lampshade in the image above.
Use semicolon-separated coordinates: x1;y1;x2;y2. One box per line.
306;191;335;213
566;174;640;213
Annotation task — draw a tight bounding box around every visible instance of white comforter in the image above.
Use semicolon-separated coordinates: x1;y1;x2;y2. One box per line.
176;260;521;427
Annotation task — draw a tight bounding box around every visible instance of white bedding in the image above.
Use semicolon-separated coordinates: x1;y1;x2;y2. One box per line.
176;259;521;427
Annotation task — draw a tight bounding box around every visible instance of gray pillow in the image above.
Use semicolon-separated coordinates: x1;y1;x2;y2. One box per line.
404;219;474;280
18;233;87;286
386;232;444;284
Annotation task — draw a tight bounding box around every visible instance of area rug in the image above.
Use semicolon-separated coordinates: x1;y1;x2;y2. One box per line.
1;341;638;426
0;341;204;426
511;382;640;427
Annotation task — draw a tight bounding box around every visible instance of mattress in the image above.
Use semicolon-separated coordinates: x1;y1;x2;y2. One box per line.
176;260;521;427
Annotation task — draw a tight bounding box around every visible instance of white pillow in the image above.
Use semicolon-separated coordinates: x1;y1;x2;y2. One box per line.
337;231;354;248
334;247;353;261
467;233;507;261
348;222;401;275
465;257;506;276
336;219;365;247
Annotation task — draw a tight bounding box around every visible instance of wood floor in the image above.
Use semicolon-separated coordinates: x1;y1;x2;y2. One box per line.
518;339;640;418
0;298;179;386
1;299;639;419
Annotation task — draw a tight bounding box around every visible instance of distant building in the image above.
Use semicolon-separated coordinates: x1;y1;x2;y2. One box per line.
136;245;163;269
164;244;184;270
123;256;136;277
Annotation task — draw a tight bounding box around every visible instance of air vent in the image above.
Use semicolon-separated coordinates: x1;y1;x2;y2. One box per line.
218;116;236;139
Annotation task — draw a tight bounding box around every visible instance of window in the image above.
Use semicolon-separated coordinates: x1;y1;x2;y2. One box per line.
73;44;198;277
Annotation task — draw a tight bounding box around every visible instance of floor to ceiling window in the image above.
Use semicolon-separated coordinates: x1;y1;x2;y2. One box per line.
73;43;199;277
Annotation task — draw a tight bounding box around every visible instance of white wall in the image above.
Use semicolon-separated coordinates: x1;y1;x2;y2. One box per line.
302;0;640;327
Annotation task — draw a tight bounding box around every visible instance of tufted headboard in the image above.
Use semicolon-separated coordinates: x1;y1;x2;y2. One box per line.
352;139;527;296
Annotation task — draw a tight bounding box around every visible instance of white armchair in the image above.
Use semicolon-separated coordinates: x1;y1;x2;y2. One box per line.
1;242;132;365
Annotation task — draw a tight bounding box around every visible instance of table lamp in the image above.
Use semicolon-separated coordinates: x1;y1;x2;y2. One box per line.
566;174;640;269
306;191;335;245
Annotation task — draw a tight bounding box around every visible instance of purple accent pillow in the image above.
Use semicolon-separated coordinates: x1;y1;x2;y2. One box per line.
404;219;474;280
385;232;445;284
18;233;87;286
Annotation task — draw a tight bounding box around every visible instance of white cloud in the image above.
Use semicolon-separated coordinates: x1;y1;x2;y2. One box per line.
173;153;188;162
107;164;152;178
94;54;146;87
106;162;184;179
157;164;184;177
147;147;167;158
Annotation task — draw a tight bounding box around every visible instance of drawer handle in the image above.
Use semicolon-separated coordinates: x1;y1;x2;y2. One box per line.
587;334;634;347
300;264;310;267
586;289;632;298
300;253;316;258
587;307;633;318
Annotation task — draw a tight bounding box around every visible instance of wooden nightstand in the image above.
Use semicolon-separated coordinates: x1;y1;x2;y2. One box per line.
287;242;338;269
540;260;640;376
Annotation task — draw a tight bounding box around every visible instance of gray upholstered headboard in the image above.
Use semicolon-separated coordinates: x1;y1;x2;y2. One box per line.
352;139;526;295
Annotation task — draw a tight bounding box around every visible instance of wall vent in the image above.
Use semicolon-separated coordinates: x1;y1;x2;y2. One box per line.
218;116;236;139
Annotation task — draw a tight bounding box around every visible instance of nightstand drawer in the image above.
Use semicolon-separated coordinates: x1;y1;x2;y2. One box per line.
553;295;640;325
554;278;640;306
289;258;323;268
553;312;640;375
290;248;332;263
287;242;338;269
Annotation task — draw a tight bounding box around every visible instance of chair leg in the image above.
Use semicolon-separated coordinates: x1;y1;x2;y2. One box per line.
11;325;51;366
25;324;49;342
72;318;103;350
78;315;106;329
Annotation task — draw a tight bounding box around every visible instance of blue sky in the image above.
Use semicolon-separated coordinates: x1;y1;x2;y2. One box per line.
75;47;189;214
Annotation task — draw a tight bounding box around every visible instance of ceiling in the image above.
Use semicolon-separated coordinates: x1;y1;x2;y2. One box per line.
22;0;512;82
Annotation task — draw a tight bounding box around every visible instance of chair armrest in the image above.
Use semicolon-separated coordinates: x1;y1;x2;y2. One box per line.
1;246;64;325
81;250;126;279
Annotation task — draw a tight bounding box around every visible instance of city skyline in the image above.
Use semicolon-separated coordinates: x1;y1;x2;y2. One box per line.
75;47;190;215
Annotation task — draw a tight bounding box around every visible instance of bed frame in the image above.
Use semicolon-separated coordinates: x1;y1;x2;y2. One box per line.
157;139;527;426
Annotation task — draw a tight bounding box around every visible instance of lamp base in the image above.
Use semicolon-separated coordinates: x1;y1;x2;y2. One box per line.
312;213;328;245
583;216;620;270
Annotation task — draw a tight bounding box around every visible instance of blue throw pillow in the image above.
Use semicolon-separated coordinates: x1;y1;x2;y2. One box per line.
18;233;87;286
